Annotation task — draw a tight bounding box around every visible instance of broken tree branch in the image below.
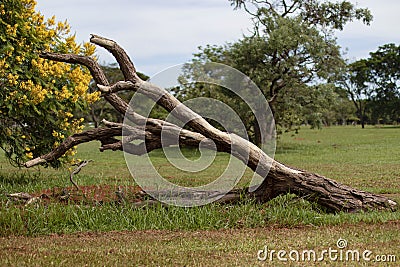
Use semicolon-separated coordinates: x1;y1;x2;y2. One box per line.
70;160;93;191
25;35;397;212
90;34;139;82
24;126;122;168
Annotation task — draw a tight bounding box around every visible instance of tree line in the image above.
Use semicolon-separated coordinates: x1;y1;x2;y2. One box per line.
87;1;400;148
339;44;400;128
169;0;399;147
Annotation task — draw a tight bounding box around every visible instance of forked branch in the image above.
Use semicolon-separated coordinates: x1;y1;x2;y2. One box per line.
25;35;397;212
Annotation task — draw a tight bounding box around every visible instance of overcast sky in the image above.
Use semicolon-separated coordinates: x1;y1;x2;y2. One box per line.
36;0;400;76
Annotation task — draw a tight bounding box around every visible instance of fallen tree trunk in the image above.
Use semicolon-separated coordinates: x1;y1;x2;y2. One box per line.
25;35;397;212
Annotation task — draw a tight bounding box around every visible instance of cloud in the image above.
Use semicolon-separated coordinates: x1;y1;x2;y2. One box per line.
36;0;400;74
36;0;252;75
336;0;400;60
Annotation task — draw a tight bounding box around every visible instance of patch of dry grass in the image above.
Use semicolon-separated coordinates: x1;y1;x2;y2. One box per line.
1;222;398;266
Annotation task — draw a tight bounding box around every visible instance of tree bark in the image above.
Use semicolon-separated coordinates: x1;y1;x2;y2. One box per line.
253;117;262;147
24;35;397;212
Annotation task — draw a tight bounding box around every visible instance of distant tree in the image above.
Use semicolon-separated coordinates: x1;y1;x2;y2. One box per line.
177;0;372;146
229;0;372;30
328;87;356;126
339;44;400;127
296;84;354;128
0;0;99;166
366;43;400;124
338;60;371;128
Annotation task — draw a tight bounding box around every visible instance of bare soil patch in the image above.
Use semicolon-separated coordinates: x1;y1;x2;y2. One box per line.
7;185;145;206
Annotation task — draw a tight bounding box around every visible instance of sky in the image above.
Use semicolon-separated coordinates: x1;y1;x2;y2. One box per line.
36;0;400;76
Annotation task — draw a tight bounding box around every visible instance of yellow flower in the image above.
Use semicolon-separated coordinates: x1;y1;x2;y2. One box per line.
15;56;23;63
26;152;33;159
83;42;96;56
47;15;56;26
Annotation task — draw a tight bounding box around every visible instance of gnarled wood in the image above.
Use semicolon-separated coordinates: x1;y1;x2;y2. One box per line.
25;35;397;212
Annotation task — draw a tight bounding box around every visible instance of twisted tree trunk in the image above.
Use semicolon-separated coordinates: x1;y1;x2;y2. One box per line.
25;35;396;212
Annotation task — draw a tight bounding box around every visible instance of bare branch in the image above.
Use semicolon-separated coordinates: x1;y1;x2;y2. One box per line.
90;34;139;82
40;52;161;129
28;36;396;212
41;52;109;86
40;52;131;116
100;120;228;155
97;81;136;94
94;72;396;211
24;127;123;168
98;81;231;144
70;160;93;190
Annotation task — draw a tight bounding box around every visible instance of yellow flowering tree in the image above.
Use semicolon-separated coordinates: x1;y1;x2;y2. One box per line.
0;0;99;166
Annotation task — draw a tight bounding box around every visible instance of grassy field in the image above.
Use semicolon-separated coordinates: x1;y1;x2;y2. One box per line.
0;125;399;266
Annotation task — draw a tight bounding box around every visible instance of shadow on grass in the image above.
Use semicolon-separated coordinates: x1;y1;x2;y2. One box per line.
373;125;400;129
275;142;318;155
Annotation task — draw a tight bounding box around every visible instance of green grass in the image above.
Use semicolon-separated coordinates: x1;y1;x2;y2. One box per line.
1;222;399;266
0;125;399;238
276;126;400;194
1;125;399;266
1;194;399;237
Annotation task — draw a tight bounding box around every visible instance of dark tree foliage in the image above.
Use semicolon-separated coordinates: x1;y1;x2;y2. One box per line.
366;44;400;124
339;44;400;127
177;0;370;146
